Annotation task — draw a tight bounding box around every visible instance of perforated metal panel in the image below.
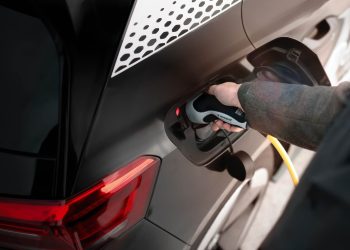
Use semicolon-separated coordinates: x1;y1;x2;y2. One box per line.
111;0;241;78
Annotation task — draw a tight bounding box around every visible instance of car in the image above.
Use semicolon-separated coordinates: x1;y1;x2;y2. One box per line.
0;0;349;249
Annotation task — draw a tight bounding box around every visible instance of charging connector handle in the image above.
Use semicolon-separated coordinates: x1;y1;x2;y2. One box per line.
185;92;299;186
186;93;247;129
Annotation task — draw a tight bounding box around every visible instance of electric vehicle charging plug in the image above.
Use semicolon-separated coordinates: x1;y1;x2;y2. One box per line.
186;92;299;186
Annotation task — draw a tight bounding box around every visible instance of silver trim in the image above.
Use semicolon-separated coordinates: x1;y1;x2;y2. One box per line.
197;180;248;250
93;220;128;246
323;9;350;84
0;228;41;240
197;168;269;250
251;139;271;161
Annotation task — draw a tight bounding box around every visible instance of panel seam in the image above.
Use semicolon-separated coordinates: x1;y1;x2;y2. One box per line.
145;218;191;246
240;0;256;49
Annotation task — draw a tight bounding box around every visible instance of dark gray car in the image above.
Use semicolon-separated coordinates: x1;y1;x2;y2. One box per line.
0;0;349;249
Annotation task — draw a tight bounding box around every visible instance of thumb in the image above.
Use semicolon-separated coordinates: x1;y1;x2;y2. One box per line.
207;85;217;96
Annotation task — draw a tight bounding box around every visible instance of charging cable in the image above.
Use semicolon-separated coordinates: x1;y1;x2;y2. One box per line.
222;130;299;186
267;135;299;186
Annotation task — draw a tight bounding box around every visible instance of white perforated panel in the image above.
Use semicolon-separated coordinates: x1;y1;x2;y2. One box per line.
111;0;241;78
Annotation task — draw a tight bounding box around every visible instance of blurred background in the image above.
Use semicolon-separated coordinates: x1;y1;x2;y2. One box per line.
242;146;315;250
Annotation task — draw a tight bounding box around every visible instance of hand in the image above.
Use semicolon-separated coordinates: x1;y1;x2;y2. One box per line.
208;82;244;133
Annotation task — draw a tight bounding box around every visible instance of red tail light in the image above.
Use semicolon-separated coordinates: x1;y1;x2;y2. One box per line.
0;156;160;249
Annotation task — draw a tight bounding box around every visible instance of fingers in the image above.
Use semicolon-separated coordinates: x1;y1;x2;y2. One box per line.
208;82;244;133
211;120;243;133
222;122;232;131
207;84;217;96
229;126;243;133
208;82;234;95
214;120;224;131
211;121;220;131
225;124;243;133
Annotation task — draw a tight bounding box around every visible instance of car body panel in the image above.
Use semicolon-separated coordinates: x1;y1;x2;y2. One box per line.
72;0;257;245
75;0;253;190
148;149;237;244
147;129;266;244
0;152;55;197
242;0;329;46
243;0;350;48
1;0;350;249
111;0;244;77
247;37;331;87
102;220;188;250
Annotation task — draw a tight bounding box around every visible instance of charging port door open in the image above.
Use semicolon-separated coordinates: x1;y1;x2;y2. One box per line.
247;37;331;86
164;100;245;166
164;37;330;166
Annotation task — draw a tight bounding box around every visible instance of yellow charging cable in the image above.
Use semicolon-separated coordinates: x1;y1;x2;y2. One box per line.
266;135;299;186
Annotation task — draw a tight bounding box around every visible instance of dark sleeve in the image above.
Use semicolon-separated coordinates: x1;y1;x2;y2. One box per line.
237;81;350;150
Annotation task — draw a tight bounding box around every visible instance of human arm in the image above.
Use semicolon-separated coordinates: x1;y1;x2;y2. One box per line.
209;81;350;150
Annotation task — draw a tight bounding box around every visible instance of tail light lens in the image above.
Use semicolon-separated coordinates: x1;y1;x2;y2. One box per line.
0;156;160;249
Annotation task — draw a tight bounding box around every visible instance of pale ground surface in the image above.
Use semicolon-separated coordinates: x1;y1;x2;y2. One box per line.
241;146;315;250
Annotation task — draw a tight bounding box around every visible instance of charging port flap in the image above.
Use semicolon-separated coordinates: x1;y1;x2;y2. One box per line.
165;101;244;166
247;37;331;86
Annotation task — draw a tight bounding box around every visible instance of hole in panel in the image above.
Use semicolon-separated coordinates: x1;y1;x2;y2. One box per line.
184;18;192;25
172;25;180;32
195;12;203;18
212;10;220;16
201;16;210;22
116;65;127;72
190;23;199;29
176;14;183;20
216;0;223;6
206;5;213;12
222;4;230;10
179;29;188;36
130;58;140;64
167;36;177;43
143;50;153;57
160;32;169;39
125;43;133;49
155;43;165;50
134;46;144;54
148;39;157;46
120;54;130;61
